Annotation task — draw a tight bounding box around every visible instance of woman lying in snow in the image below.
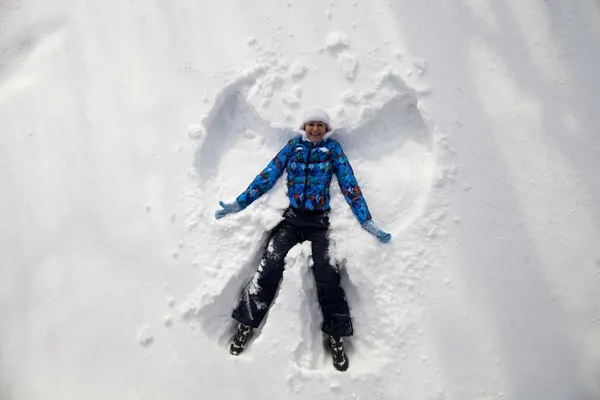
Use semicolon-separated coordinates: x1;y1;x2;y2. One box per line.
214;107;391;372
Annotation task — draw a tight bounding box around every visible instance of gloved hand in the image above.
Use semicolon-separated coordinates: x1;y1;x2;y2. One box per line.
215;201;242;219
362;220;392;243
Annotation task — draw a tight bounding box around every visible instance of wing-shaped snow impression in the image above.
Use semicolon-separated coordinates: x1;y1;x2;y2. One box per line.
331;72;435;235
195;66;293;189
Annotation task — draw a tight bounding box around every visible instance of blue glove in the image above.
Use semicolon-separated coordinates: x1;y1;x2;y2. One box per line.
215;201;242;219
362;220;392;243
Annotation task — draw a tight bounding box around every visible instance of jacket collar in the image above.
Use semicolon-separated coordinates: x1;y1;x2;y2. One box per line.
297;129;335;144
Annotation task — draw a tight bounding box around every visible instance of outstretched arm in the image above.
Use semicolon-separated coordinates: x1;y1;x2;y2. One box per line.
215;139;296;219
332;141;372;224
332;141;391;242
236;139;295;208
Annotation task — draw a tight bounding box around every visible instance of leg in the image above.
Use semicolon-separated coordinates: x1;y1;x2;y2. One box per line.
306;224;353;337
232;219;301;329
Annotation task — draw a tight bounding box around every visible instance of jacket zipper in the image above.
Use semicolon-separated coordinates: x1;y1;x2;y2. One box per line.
303;144;313;209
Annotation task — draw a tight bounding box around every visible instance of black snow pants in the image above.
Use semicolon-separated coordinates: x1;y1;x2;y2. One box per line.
232;207;353;337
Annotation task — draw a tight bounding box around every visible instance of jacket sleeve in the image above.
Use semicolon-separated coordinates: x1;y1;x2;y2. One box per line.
331;141;372;225
235;139;295;209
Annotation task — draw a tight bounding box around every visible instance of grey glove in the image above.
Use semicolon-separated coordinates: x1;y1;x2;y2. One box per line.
362;220;392;243
215;201;242;219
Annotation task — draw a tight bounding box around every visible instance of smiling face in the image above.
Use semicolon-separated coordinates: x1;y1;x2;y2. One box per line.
304;121;328;143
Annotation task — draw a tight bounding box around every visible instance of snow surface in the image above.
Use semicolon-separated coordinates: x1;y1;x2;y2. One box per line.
1;1;600;399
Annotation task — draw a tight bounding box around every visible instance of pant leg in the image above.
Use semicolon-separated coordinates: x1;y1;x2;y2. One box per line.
305;219;354;337
232;218;302;328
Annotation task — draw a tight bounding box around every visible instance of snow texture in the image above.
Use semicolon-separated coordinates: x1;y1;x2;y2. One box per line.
137;326;154;347
337;52;358;81
325;32;350;50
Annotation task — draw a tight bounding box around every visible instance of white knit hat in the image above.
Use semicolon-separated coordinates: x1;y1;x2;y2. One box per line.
298;107;332;132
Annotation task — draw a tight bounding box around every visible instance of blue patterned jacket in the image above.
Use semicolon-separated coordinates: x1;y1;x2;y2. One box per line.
236;136;372;225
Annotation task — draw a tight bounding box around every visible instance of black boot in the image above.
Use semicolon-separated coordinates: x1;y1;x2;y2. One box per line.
230;323;253;356
328;336;349;372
